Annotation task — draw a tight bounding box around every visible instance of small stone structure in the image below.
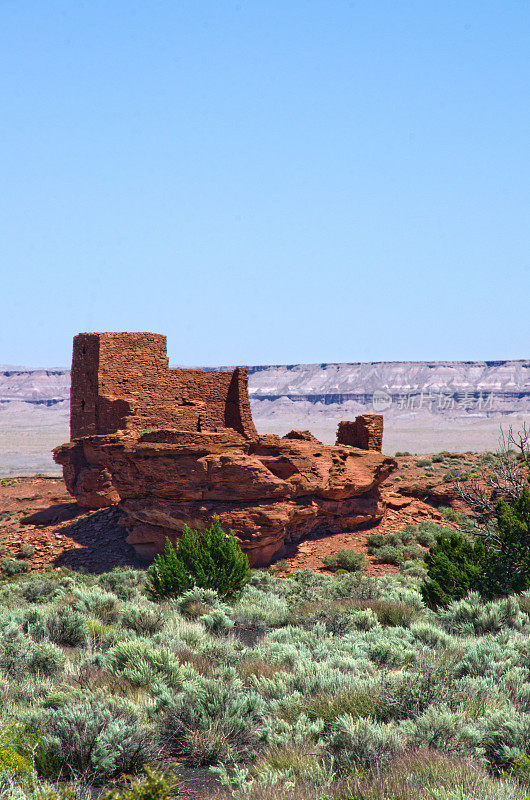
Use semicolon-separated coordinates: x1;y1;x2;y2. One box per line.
336;415;383;452
54;333;395;565
70;332;256;439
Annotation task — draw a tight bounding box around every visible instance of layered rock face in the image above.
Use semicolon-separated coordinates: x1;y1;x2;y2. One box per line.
54;428;395;565
54;333;396;566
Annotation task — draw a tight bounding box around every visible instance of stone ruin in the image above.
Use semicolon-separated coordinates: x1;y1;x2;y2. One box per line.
54;333;396;565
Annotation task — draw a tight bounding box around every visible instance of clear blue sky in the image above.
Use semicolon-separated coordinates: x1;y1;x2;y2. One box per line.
2;1;529;367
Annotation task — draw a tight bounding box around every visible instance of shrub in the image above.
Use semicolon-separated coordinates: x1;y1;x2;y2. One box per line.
18;544;35;559
439;594;527;635
347;608;380;631
438;506;463;522
481;708;530;772
120;604;164;635
415;527;436;548
27;641;65;676
98;567;143;600
176;587;221;617
33;699;153;784
1;559;30;576
0;625;36;677
232;586;289;628
487;487;530;596
46;606;87;647
284;687;388;730
416;459;432;468
421;531;483;609
367;601;417;627
405;703;465;753
322;550;367;573
145;520;250;600
402;560;428;579
106;640;187;689
443;470;462;482
21;577;57;603
103;767;172;800
374;545;404;566
0;744;33;776
509;752;530;782
158;678;265;763
423;487;530;607
202;609;234;635
329;715;405;771
174;723;237;766
402;544;426;562
377;532;403;547
86;619;116;646
397;526;416;545
366;534;386;549
518;595;530;615
72;587;120;623
367;531;412;556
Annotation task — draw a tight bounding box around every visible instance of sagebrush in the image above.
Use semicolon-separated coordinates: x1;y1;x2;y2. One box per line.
0;556;526;798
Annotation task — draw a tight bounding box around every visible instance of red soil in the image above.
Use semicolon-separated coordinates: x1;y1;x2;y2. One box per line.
0;477;141;573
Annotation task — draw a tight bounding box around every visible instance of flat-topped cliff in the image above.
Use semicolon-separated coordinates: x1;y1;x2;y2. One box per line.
2;359;530;413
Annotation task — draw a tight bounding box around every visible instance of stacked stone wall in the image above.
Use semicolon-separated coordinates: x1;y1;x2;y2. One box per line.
70;332;257;439
336;414;383;451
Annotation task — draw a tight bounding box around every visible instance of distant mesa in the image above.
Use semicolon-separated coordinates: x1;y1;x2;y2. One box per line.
3;353;530;476
53;332;395;566
3;357;530;420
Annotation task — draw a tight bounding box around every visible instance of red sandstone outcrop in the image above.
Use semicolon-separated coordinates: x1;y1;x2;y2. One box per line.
54;333;396;566
282;430;322;443
54;429;395;564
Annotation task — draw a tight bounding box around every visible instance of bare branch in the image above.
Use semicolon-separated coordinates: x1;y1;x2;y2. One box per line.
455;424;529;531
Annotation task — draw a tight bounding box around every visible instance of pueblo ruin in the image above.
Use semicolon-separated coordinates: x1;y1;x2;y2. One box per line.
54;333;396;566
